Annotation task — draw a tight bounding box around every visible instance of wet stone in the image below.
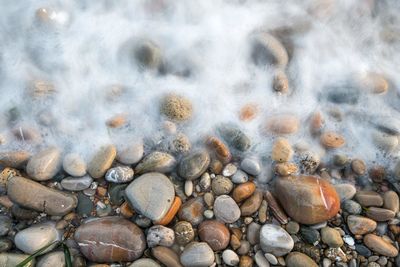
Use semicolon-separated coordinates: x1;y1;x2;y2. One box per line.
0;253;35;267
355;191;383;207
11;205;39;220
180;242;215;267
87;144;117;179
37;251;64;267
300;226;320;245
363;234;398;257
231;170;248;184
109;184;127;206
174;221;195;246
26;147;61;181
0;150;31;168
286;252;318;267
218;123;251;152
334;184;357;202
129;258;161;267
240;157;261;176
105;166;134;183
178;150;210;180
116;140;144;165
62;153;86;177
260;224;294;256
326;85;360;105
347;215;377;235
214;195;241;223
342;200;362;215
60;175;93;191
198;220;230;251
178;197;205;226
77;192;93;216
152;246;183;267
135;151;176;174
212;175;233;195
147;225;175;247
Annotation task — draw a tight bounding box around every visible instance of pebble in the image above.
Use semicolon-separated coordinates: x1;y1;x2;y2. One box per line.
275;175;340;224
320;131;345;148
178;197;205;226
251;32;288;68
347;215;377;235
207;136;232;164
129;258;161;267
26;147;61;181
0;253;35;267
265;114;299;135
62;153;86;177
326;85;360;104
275;162;298;176
0;150;31;168
365;207;395;221
147;225;175;247
116;140;144;165
286;221;300;234
334;183;357;202
383;191;399;213
60;175;93;191
254;250;271;267
240;157;261;176
222;249;239;266
185;180;193;196
372;131;399;151
363;234;399;257
160;93;193;122
272;138;293;162
0;216;11;237
260;224;294;256
214;195;241;223
180;242;215;267
237;240;251;255
105;166;134;183
351;159;366;175
218;123;251;152
239;103;259;122
247;222;261;245
174;221;195;246
299;151;320;174
212;175;233;195
0;238;12;252
342;200;362;214
75;217;145;262
232;182;256;202
258;200;268;223
170;133;191;154
199;220;230;251
273;70;289;94
356;244;372;257
134;39;162;69
199;173;211;191
7;176;77;216
135;151;176;174
109;184;127;206
76;192;94;216
355;191;383;207
343;235;355;246
15;221;62;254
264;253;278;265
240;190;263;216
204;209;214;219
286;252;318;267
300;227;320;245
87;144;116;179
223;163;237;177
36;251;64;267
125;172;175;221
178;150;210;180
152;246;183;267
231;170;248;184
321;227;343;248
203;192;214;207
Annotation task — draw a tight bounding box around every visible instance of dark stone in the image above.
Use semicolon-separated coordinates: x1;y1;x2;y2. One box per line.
300;227;320;245
77;192;93;216
355;244;372;257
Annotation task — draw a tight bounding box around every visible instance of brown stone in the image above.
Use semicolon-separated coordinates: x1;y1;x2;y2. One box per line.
155;196;182;225
239;255;253;267
351;159;366;175
364;234;398;257
383;191;399;213
120;202;135;218
206;136;231;164
239;103;259;122
88;145;116;179
0;151;31;168
198;220;230;251
275;175;340;225
265;191;288;224
210;159;223;174
178;197;205;226
309;111;324;134
272;138;293;162
232;182;256;202
174;221;195;246
369;166;386;183
365;207;395;222
320;131;345;148
152;246;183;267
273;70;289;94
355;191;383;207
106;114;127;128
275;162;298;176
265;114;299;135
286;252;318;267
347;215;377;235
240;191;263;216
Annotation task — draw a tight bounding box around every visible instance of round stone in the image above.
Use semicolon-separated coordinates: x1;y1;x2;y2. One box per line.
251;32;288;68
222;249;239;266
178;197;205;226
334;184;357;202
160;93;193;122
286;221;300;234
351;159;366;175
0;253;35;267
152;246;182;267
383;191;399;213
232;182;256;202
135;151;176;174
62;153;86;177
212;175;233;196
87;144;116;179
286;252;318;267
116;140;144;165
129;258;161;267
320;132;345;149
222;163;237;177
147;225;175;248
214;195;241;224
231;170;248;184
260;224;294;256
342;200;362;215
240;157;261;176
198;220;230;251
26;147;61;181
180;242;215;267
60;175;93;191
178;150;210;180
272;138;293;162
37;251;64;267
321;227;343;248
240;191;263;216
347;215;377;235
105;166;134;183
174;221;195;246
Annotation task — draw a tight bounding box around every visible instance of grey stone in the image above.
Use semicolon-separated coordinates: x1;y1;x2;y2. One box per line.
247;222;261;245
0;253;35;267
105;166;134;183
135;151;176;174
178;150;210;180
240;157;261;176
62;153;86;177
343;200;362;215
218;123;251;151
37;251;65;267
61;175;92;191
147;225;175;247
254;250;270;267
76;192;93;216
222;249;239;266
260;224;294;256
129;258;161;267
334;184;356;202
117;140;144;165
214;195;240;223
300;227;320;245
231;170;248;184
26;147;61;181
0;216;11;237
180;242;215;267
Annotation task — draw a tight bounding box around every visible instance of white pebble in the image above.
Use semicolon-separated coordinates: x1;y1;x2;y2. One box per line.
184;180;193;197
222;249;239;266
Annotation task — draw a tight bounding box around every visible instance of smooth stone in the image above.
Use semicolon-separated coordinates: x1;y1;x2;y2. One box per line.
222;249;239;266
62;153;86;177
109;184;127;206
180;242;215;267
383;191;399;213
356;244;372;257
7;176;77;216
231;170;248;184
286;252;318;267
37;251;65;267
199;173;211;191
0;253;35;267
239;255;253;267
347;215;377;235
61;175;92;191
275;176;340;225
286;221;300;234
321;227;343;248
0;239;12;252
185;180;193;197
351;159;366;175
26;147;61;181
129;258;161;267
0;151;31;168
154;195;181;225
326;85;360;104
174;221;195;246
222;163;237;177
372;131;399;151
272;138;293;162
300;227;320;245
264;253;278;265
364;234;399;257
116;140;144;165
247;222;261;245
342;200;362;215
214;195;241;224
105;166;134;183
240;158;261;176
212;175;233;196
218;123;251;152
147;225;175;247
320;131;346;149
355;191;383;207
334;184;357;202
178;197;205;226
178;150;210;180
74;217;145;262
125;172;174;221
365;207;395;221
265;115;299;135
251;32;288;68
87;145;116;179
240;190;263;216
254;250;270;267
203;210;213;219
15;222;62;254
260;224;294;256
152;246;183;267
11;205;39;220
0;216;11;237
237;240;251;255
233;182;256;202
76;192;93;216
198;220;230;251
135;151;176;174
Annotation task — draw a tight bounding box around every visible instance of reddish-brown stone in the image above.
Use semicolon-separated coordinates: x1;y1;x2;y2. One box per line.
198;220;230;251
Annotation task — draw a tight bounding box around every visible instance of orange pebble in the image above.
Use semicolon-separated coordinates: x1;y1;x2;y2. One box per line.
106;114;127;128
206;136;231;164
154;196;182;225
120;201;135;218
239;103;259;122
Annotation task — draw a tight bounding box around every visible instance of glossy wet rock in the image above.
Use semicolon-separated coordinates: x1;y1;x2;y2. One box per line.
61;175;92;191
87;144;116;179
180;242;215;267
178;150;210;180
62;153;87;177
214;195;241;223
260;224;294;256
135;151;176;174
178;197;205;226
26;147;61;181
198;220;230;251
105;166;134;183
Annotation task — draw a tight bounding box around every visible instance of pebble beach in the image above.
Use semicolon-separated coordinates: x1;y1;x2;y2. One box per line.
1;0;400;267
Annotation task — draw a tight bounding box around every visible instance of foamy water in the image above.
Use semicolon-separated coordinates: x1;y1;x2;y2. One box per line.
1;0;400;169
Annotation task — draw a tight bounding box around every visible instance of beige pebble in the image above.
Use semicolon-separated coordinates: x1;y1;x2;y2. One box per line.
272;138;293;162
87;145;117;179
265;115;299;135
320;131;345;148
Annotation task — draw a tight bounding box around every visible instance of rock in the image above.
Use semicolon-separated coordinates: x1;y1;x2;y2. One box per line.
129;258;161;267
240;158;261;176
326;85;360;105
170;133;191;154
247;222;261;245
251;32;288;68
0;216;11;237
383;191;399;213
109;184;127;206
265;115;299;135
222;163;237;177
0;253;35;267
239;103;259;122
214;195;241;223
7;176;77;216
286;252;318;267
299;151;320;174
334;184;356;202
222;249;239;266
26;147;61;181
233;182;256;202
15;221;62;255
355;191;383;207
178;150;210;180
135;151;176;174
147;225;175;247
254;250;270;267
217;123;251;152
333;154;349;167
125;172;174;221
105;166;134;183
62;153;86;177
0;150;31;168
198;220;230;251
237;240;250;255
365;207;395;221
239;255;253;267
351;159;366;175
356;244;372;257
178;197;205;226
11;205;39;220
180;242;215;267
372;131;399;151
321;227;343;248
133;40;162;69
342;200;362;215
87;145;116;179
232;170;248;184
37;251;64;267
300;227;320;245
76;192;93;216
174;221;195;246
286;221;300;234
240;191;263;216
272;138;293;162
155;196;182;225
116;140;144;165
152;246;183;267
265;253;278;265
260;224;294;256
60;175;92;191
275;162;298;176
206;136;232;164
273;70;289;94
203;209;213;219
160;93;193;122
320;132;345;148
185;180;193;196
347;215;377;235
275;176;340;224
211;175;233;195
0;239;12;252
75;217;146;262
363;234;398;257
